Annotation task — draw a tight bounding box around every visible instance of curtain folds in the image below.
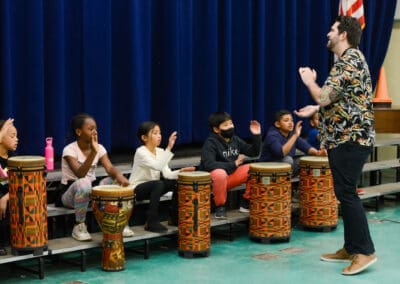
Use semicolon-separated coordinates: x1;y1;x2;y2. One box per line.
0;0;397;155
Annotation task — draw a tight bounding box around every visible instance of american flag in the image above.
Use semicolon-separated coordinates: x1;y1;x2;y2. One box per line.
339;0;365;29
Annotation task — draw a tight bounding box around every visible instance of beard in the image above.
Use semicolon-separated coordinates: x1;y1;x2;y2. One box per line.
327;38;337;52
327;40;332;50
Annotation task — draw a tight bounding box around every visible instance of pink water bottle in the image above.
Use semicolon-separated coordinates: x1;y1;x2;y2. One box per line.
45;137;54;171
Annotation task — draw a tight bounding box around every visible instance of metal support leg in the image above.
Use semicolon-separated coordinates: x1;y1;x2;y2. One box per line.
80;250;87;272
38;257;44;279
144;240;150;259
229;223;234;242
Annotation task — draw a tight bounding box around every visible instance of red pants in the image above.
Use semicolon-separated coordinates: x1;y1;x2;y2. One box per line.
210;164;250;206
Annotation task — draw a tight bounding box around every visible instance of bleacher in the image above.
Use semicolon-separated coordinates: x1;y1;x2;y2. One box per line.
1;135;400;279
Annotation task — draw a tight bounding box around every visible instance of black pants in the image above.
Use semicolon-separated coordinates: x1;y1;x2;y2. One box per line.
0;189;10;246
328;142;375;255
135;179;177;220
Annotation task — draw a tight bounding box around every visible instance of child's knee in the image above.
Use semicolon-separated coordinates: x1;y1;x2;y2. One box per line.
210;169;228;182
99;177;113;185
75;177;92;195
282;156;294;166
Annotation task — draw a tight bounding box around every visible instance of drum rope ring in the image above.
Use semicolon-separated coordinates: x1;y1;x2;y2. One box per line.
256;172;261;183
17;167;22;179
193;182;198;193
272;172;277;183
117;197;123;208
306;164;311;175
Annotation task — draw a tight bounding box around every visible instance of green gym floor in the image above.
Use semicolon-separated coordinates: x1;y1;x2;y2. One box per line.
0;198;399;284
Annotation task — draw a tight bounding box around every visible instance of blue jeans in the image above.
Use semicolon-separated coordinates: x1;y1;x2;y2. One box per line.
328;142;375;255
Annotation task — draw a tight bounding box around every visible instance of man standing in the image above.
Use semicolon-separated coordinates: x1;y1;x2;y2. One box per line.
296;16;377;275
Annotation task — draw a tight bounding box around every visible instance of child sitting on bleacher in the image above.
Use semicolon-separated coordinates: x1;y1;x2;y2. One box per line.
129;121;195;233
57;113;132;241
198;112;261;218
307;111;321;150
259;109;326;176
0;118;17;255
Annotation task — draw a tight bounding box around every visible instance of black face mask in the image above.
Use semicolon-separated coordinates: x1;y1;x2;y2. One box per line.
220;127;235;139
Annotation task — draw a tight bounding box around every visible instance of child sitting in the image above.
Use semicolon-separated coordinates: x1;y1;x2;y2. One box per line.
58;113;132;241
198;112;261;218
259;109;326;176
129;121;195;233
307;111;321;150
0;118;17;255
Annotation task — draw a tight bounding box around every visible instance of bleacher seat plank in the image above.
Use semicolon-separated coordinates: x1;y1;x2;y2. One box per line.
359;182;400;200
211;210;249;226
362;159;400;172
45;156;202;184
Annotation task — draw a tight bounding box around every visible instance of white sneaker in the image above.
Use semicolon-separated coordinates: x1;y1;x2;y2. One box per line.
239;206;250;213
72;223;92;241
123;225;134;237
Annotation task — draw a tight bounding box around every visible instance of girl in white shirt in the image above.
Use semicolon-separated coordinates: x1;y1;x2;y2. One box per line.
59;113;131;241
129;121;194;233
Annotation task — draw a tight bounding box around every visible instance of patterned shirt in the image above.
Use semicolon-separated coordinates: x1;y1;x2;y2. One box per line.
318;48;375;149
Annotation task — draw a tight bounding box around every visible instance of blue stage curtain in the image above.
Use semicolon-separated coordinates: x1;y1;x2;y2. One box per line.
0;0;397;155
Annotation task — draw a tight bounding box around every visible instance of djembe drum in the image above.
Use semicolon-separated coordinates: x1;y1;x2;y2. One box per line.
248;162;292;243
299;156;338;231
91;185;134;271
7;156;47;256
177;171;211;258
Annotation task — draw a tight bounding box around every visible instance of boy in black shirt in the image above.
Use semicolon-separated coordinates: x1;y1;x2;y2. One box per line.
199;112;261;218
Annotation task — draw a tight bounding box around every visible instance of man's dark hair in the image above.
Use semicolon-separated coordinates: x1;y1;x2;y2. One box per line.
335;15;361;48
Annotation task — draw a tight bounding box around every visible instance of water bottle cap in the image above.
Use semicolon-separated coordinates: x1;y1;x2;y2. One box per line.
46;137;53;144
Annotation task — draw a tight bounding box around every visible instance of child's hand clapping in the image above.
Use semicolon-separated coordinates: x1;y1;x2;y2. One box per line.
249;120;261;135
235;154;245;167
91;132;99;153
167;131;177;151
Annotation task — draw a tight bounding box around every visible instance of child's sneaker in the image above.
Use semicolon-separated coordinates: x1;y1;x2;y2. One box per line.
215;206;227;219
239;199;250;213
0;245;7;256
72;223;92;241
123;225;134;237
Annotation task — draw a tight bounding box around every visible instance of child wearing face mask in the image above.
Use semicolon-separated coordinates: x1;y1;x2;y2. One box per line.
199;112;261;218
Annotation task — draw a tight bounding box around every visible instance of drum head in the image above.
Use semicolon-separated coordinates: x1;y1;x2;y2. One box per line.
178;171;211;184
299;156;329;168
249;162;292;173
178;171;210;179
7;156;45;169
92;185;134;199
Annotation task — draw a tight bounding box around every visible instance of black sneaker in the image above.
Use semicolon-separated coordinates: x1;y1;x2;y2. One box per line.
145;222;168;233
0;245;7;256
215;206;227;219
239;198;249;213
